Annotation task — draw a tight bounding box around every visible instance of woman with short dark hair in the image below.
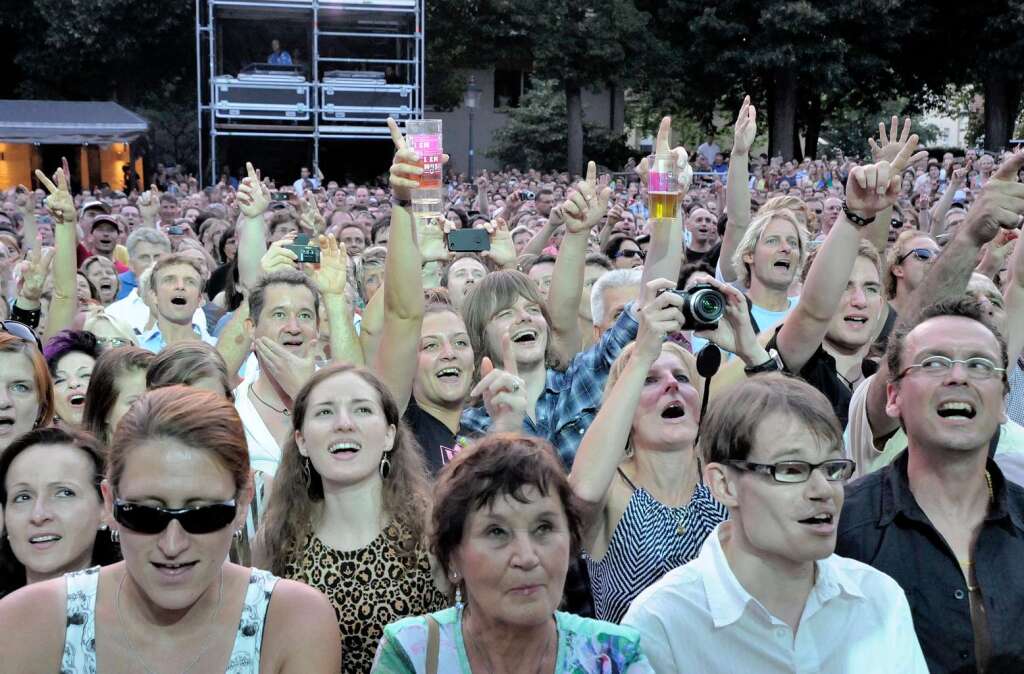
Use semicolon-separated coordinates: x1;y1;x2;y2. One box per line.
44;330;101;428
373;433;655;673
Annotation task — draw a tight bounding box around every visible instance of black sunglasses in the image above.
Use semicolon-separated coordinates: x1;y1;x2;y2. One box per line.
897;248;936;264
113;499;237;535
615;249;645;260
1;320;42;351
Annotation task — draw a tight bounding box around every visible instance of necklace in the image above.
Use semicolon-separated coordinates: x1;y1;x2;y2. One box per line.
116;569;225;674
467;612;554;674
250;384;290;416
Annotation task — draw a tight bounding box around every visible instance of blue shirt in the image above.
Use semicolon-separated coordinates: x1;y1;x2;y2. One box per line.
116;270;136;301
460;305;639;467
268;51;292;65
139;324;218;353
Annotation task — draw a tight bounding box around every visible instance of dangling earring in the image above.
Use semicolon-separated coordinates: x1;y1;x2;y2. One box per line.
110;528;120;543
450;572;464;610
379;451;392;480
233;528;243;541
302;456;312;489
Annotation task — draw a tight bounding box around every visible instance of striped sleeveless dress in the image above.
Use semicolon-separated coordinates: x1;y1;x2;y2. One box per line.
584;468;728;623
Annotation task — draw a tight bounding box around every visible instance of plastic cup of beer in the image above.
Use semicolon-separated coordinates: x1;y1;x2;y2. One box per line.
647;152;680;220
405;119;444;220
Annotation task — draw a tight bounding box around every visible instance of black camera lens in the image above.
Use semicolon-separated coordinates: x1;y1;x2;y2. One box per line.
678;283;726;330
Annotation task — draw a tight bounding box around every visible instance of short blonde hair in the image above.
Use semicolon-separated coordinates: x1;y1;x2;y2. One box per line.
82;308;138;347
732;209;809;288
885;230;935;299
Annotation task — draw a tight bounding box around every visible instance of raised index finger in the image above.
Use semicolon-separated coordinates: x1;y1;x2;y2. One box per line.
585;160;597;188
245;162;259;182
35;170;58;195
655;116;672;154
387;117;407;151
992;149;1024;182
500;332;518;378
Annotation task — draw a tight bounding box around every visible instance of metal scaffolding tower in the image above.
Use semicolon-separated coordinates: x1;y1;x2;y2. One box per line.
196;0;424;186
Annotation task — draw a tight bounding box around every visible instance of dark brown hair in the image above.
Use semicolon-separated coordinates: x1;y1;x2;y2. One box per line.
258;364;430;576
82;346;154;446
108;386;249;495
431;433;583;578
699;374;843;466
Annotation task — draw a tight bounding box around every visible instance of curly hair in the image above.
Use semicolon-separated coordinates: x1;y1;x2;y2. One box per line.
257;363;431;576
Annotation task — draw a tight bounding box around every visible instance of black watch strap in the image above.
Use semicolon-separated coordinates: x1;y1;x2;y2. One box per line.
394;197;413;208
842;202;875;227
744;355;781;376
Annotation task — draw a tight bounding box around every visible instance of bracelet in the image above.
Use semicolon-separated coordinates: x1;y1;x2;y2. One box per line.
842;202;875;227
744;355;781;376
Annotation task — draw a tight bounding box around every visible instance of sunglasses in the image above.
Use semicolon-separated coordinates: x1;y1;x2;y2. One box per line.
615;249;645;260
1;320;42;351
897;248;936;264
113;499;237;535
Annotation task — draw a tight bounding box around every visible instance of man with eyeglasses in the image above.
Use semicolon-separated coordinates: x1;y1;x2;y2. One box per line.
624;375;926;673
837;297;1024;672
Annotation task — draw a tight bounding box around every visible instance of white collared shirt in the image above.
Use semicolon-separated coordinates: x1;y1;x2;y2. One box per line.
622;522;927;674
233;377;282;476
106;288;209;336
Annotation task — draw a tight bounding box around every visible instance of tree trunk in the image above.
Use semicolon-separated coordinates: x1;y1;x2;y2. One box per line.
769;68;798;161
566;79;584;176
804;93;823;160
982;71;1022;152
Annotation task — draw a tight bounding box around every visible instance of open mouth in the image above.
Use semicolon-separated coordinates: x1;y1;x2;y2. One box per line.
328;441;362;455
512;329;538;345
798;513;834;526
153;561;199;574
29;534;61;544
843;316;868;327
281;338;305;349
99;282;113;291
660;402;686;419
0;417;16;431
937;401;976;419
436;367;461;381
69;394;86;407
773;260;791;270
170;296;188;306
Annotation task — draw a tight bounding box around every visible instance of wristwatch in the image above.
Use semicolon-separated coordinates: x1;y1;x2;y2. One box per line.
744;351;782;376
842;201;875;227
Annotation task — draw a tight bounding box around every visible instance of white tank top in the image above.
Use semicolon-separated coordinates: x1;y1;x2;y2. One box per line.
61;566;279;673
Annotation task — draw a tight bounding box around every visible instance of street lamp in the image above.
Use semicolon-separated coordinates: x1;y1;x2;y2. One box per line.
464;76;482;178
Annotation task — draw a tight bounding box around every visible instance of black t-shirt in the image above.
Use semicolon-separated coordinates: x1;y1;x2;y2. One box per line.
685;241;721;268
403;397;477;476
767;327;878;430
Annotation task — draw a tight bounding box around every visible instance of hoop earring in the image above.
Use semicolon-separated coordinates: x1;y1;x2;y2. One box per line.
302;457;312;489
110;528;120;543
379;451;392;480
233;528;243;541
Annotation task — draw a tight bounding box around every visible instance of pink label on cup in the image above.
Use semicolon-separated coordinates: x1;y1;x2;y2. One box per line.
649;171;671;192
410;134;442;180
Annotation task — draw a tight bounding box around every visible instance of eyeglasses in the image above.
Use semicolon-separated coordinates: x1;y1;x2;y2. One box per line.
897;355;1005;381
890;218;904;228
96;336;132;350
897;248;936;264
1;320;42;351
615;249;645;260
724;458;856;483
113;499;237;535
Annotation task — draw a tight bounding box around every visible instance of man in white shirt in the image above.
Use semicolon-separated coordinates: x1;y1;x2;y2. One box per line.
138;253;218;353
623;374;926;674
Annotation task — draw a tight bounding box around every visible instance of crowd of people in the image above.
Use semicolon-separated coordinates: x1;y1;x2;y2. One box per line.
0;101;1021;674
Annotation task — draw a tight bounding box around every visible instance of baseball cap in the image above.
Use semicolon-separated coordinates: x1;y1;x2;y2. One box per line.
91;214;123;232
79;200;111;217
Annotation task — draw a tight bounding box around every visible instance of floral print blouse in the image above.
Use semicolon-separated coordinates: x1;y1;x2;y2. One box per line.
371;606;654;673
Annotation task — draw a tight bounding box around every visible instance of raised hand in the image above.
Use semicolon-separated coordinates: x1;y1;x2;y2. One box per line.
419;217;453;263
237;162;271;218
34;158;75;225
261;236;299;274
733;95;756;156
688;273;760;361
471;332;527;432
310;234;349;297
387;117;422;203
19;243;54;303
846;132;919;217
480;217;516;268
14;186;33;216
562;161;613;234
868;116;929;166
962;149;1024;247
634;278;685;362
137;184;161;223
635;116;693;193
300;192;326;234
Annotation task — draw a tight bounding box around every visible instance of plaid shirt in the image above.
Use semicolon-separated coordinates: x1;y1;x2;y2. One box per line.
461;305;639;468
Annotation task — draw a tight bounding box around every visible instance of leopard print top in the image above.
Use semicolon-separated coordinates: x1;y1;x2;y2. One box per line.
284;520;448;674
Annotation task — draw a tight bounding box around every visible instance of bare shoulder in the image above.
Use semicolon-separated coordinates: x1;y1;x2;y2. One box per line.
260;579;341;674
0;577;69;673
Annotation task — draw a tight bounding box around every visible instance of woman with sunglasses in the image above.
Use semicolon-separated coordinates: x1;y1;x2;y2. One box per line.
603;233;644;270
0;427;119;599
0;331;54;452
256;364;447;674
0;385;341;673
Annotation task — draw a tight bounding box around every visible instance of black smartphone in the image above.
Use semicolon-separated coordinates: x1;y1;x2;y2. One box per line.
283;234;321;263
271;192;289;202
447;229;490;253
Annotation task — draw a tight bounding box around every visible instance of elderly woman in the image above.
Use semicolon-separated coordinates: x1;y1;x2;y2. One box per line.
0;427;119;598
0;386;340;673
373;434;655;673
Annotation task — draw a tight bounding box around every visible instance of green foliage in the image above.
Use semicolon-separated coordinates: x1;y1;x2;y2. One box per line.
819;100;941;159
488;80;634;171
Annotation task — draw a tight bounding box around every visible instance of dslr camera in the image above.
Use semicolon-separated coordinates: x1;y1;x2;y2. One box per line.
660;283;726;330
